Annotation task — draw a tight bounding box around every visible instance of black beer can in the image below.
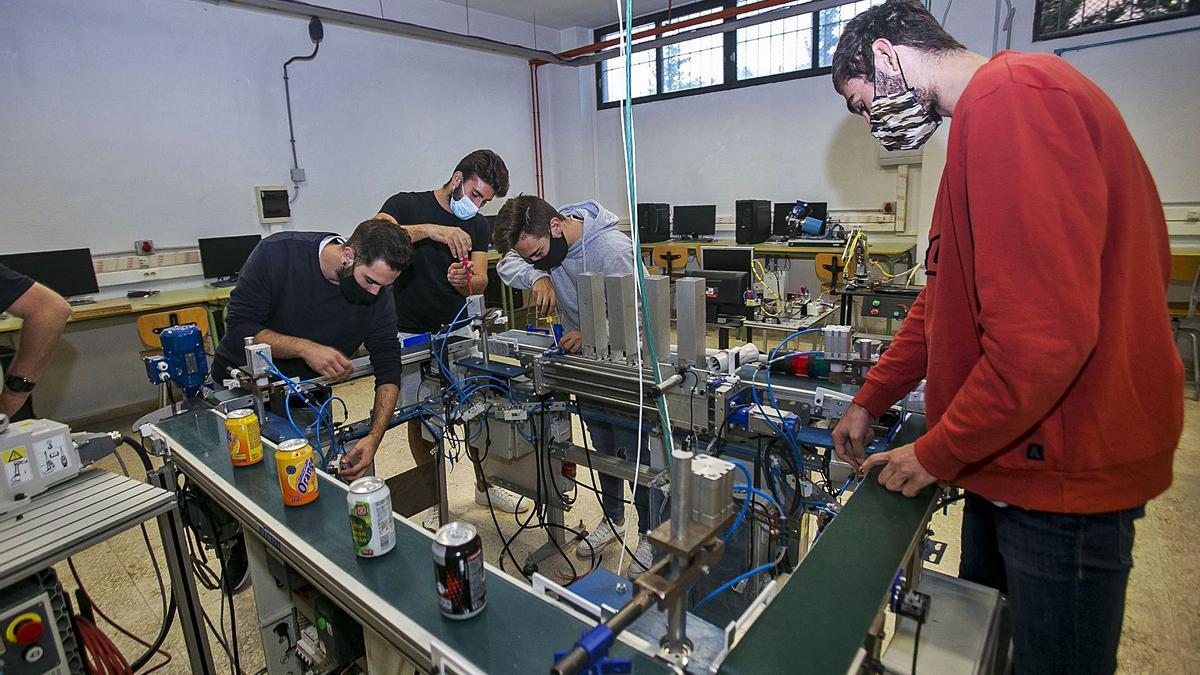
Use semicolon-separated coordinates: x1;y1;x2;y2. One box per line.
433;521;486;620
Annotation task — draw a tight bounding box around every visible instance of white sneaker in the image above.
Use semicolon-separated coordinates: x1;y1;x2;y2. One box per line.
476;486;529;514
577;518;625;559
421;508;440;532
629;535;654;578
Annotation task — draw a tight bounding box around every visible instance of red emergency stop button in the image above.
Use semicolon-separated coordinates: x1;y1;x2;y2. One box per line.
13;616;43;645
869;308;880;316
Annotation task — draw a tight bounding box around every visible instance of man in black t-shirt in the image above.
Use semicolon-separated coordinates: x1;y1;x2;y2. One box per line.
0;264;71;418
373;149;526;527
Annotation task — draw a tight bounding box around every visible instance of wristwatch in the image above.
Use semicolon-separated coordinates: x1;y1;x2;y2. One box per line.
4;374;35;393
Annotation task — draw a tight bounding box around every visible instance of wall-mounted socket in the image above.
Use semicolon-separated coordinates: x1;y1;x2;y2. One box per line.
1187;209;1199;222
135;240;154;255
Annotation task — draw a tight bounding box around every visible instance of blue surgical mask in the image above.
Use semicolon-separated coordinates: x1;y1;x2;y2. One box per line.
450;184;479;220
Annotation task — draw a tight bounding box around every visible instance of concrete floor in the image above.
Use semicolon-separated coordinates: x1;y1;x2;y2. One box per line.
50;378;1199;674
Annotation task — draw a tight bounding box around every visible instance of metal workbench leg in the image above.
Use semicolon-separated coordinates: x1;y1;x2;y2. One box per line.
150;463;217;675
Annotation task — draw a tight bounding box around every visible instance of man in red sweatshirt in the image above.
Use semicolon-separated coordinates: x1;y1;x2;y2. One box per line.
828;2;1182;672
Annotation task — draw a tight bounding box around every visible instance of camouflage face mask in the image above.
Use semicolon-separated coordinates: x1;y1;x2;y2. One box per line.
867;55;941;151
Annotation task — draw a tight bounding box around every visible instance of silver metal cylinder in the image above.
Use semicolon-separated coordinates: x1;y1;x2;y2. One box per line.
670;450;693;544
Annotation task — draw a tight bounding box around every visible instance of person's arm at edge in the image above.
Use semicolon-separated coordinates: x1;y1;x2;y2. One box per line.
0;283;71;415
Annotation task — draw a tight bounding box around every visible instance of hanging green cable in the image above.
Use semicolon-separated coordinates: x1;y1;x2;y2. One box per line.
620;0;676;467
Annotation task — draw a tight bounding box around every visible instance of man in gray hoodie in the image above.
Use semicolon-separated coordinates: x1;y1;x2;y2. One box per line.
493;195;653;577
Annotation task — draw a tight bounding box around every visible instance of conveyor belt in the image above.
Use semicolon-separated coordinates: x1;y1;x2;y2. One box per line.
720;420;936;674
0;468;176;588
153;410;669;674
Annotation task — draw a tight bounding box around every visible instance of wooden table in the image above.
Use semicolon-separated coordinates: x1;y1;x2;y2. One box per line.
0;286;233;335
640;240;918;274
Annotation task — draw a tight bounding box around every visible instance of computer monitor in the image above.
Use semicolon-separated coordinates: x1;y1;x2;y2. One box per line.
673;205;717;238
692;270;752;321
199;234;263;285
773;201;830;238
0;248;99;300
772;203;795;237
701;246;754;276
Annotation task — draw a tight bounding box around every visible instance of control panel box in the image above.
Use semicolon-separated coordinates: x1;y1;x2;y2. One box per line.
860;293;913;320
0;571;80;675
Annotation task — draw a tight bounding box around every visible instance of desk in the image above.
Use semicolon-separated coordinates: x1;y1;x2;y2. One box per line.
0;286;233;335
641;240;918;274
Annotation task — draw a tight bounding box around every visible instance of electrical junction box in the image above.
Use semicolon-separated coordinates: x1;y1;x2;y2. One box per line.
256;185;291;224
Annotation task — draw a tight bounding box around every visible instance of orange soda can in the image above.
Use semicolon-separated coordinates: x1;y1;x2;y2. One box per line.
276;438;319;506
225;409;263;467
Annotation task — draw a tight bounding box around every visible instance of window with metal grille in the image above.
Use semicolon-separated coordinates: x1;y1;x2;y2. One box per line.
1034;0;1199;40
662;7;727;92
599;24;658;104
595;0;883;109
735;0;812;80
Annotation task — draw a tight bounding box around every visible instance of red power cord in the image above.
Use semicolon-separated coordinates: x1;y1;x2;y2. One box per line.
67;558;173;674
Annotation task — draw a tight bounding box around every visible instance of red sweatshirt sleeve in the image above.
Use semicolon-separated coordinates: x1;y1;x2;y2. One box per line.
854;287;929;417
914;83;1106;480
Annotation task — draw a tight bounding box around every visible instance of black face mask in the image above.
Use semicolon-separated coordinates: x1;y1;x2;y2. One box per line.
531;235;568;271
338;264;379;305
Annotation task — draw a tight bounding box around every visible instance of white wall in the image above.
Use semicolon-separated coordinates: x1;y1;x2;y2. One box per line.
0;0;557;421
0;0;558;255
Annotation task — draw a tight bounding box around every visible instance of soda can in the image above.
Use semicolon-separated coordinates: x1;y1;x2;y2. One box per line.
433;522;486;620
225;409;263;467
348;476;395;558
276;438;319;506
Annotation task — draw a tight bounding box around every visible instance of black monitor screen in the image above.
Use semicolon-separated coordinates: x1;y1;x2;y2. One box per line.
773;203;794;235
0;248;98;298
199;235;263;279
674;205;716;236
702;247;754;275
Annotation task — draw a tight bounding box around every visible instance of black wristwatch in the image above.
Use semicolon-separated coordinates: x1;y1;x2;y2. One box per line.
4;374;35;393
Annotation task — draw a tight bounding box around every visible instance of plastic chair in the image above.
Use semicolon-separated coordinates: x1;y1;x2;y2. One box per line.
651;245;690;280
135;308;212;405
814;253;847;294
1169;254;1200;401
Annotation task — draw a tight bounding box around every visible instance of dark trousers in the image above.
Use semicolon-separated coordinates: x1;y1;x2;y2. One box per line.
960;493;1144;675
583;417;651;531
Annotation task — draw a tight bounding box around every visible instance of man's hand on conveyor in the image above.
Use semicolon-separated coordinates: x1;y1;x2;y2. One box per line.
832;402;875;469
340;435;379;480
860;443;938;497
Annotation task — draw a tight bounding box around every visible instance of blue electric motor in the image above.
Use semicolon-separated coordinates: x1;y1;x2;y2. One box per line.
144;324;209;399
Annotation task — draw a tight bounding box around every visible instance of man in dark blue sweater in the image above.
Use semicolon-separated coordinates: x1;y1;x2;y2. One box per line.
212;220;413;480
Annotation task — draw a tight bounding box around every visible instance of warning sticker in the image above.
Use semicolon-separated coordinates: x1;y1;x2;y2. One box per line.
35;436;71;477
4;446;33;488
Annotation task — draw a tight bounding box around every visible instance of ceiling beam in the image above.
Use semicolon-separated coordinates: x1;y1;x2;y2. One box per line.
202;0;570;65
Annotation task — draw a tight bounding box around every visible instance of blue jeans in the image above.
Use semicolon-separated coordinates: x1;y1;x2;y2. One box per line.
960;493;1143;675
583;417;651;532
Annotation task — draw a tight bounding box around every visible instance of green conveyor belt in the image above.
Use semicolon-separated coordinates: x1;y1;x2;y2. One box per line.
720;420;936;674
155;410;670;674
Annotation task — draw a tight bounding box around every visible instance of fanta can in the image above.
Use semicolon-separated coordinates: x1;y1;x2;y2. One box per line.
276;438;319;506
